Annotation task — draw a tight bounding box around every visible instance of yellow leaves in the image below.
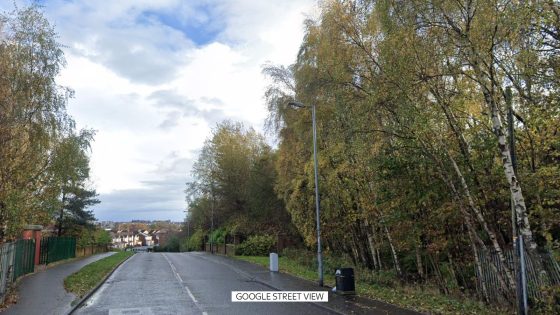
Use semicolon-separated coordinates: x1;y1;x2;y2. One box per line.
0;6;80;240
266;0;559;307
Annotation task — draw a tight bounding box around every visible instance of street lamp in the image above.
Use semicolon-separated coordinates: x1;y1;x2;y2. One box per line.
184;209;190;240
210;187;215;254
288;101;323;287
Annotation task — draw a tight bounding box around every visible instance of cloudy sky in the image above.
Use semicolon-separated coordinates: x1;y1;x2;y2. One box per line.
2;0;316;222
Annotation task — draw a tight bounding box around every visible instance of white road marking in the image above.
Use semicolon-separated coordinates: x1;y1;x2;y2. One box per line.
108;307;154;315
162;253;206;314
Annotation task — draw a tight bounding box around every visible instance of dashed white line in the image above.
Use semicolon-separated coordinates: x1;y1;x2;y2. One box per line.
162;253;205;314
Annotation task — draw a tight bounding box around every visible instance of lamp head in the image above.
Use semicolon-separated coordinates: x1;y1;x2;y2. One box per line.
288;101;306;108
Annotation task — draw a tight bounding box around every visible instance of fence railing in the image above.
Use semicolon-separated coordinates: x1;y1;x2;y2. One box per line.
12;240;35;281
39;237;76;265
0;242;15;305
476;243;560;305
0;240;35;304
2;236;89;304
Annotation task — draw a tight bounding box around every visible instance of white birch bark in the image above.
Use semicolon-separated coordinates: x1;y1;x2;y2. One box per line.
415;243;425;281
488;95;535;249
384;224;402;276
428;144;510;300
365;218;379;270
448;154;516;289
448;11;536;250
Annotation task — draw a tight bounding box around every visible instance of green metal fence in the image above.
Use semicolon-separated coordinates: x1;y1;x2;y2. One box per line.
12;239;35;281
1;239;36;304
0;242;15;304
39;237;76;265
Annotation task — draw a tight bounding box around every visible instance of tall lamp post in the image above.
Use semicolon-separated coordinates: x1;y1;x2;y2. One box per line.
288;101;323;287
210;187;215;254
184;209;190;240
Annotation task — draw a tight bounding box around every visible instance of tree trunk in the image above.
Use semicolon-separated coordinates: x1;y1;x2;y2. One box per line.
415;243;425;281
426;145;499;302
429;254;450;295
486;91;535;249
365;218;379;270
57;192;66;237
0;201;6;243
445;171;490;302
446;9;536;250
448;153;516;289
383;224;402;277
448;256;459;291
376;246;383;270
431;87;490;206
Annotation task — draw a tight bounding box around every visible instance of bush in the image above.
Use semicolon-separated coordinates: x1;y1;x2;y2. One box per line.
154;235;180;252
166;236;180;252
282;247;354;273
210;228;227;244
534;285;560;314
236;235;276;256
282;248;314;268
184;229;204;251
361;269;399;287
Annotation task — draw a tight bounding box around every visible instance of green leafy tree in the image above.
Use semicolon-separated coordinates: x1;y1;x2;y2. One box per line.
49;129;98;236
263;0;560;305
0;5;75;241
185;121;296;242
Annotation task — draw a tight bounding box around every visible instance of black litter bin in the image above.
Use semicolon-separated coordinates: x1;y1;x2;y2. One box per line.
335;268;355;295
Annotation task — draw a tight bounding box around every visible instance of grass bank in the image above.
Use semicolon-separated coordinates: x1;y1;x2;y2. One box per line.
64;251;134;298
235;255;506;315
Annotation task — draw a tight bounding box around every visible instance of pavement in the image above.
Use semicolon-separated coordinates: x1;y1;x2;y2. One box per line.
1;252;115;315
75;252;421;315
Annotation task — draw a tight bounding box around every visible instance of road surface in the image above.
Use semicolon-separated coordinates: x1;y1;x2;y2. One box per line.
75;252;336;315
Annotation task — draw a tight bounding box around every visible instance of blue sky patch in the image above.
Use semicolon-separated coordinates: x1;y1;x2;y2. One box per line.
138;5;223;46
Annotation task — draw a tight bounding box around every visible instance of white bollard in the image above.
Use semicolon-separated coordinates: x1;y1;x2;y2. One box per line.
269;253;279;272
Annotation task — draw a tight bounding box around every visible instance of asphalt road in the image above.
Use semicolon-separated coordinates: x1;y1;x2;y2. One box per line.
75;252;336;315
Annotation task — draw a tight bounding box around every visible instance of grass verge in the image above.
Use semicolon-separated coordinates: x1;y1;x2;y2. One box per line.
64;251;134;298
235;255;507;315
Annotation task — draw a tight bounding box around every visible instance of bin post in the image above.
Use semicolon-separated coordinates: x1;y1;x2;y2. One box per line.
270;253;279;272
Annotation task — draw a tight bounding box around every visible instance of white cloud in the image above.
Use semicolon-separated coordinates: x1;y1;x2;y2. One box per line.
2;0;317;221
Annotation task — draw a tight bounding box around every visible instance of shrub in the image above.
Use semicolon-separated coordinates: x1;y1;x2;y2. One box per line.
236;235;276;256
534;285;560;314
154;235;180;252
185;229;204;251
282;247;354;273
282;248;314;268
361;269;399;287
210;228;227;244
166;236;180;252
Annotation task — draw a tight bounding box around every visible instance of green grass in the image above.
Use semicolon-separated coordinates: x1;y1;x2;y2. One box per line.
64;251;134;298
235;255;508;315
237;255;336;285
